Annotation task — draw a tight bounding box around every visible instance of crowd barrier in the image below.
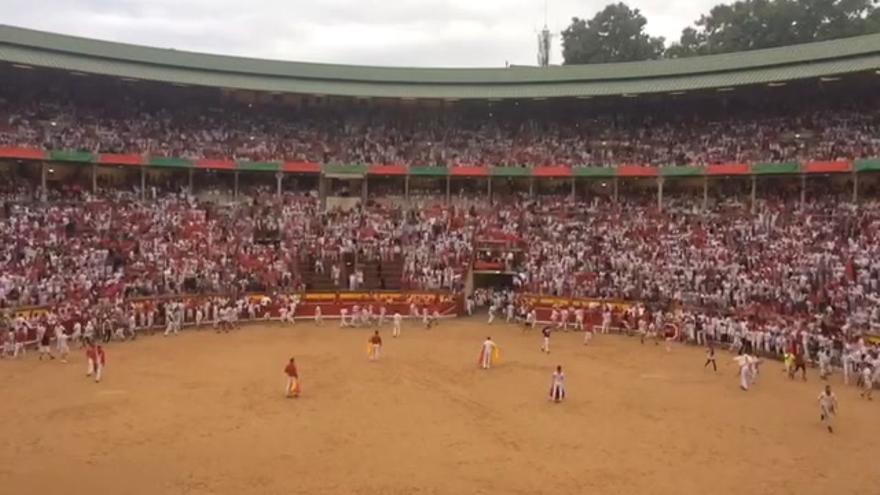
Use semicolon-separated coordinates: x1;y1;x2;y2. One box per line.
3;291;463;345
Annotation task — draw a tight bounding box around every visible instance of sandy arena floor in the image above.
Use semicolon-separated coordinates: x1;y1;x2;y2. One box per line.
0;318;877;495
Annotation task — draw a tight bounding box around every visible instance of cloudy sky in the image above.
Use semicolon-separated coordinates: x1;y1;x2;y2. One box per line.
4;0;720;67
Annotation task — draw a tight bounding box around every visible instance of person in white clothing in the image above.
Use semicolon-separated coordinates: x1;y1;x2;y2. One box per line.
487;304;497;325
525;309;537;331
314;305;323;325
558;308;569;330
164;304;179;336
378;305;387;326
339;308;350;327
84;320;95;343
601;308;612;334
541;326;552;353
291;300;300;323
818;350;832;380
818;385;838;433
56;330;70;363
368;331;382;361
734;352;752;391
392;312;402;338
505;303;515;323
549;365;565;403
860;366;873;400
351;305;362;327
71;322;82;348
842;349;855;385
479;337;498;369
574;308;585;332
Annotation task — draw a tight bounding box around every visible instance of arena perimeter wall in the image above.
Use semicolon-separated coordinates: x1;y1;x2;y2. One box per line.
8;292;880;345
5;291;462;342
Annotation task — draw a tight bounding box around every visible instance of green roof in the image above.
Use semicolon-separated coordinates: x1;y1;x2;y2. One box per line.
1;25;879;99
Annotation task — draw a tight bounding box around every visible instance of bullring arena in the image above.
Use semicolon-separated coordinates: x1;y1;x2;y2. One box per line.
3;24;880;495
2;315;878;495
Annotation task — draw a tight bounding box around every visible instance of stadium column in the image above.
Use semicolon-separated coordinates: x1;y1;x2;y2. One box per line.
657;177;664;211
529;176;534;197
487;176;493;204
319;174;328;209
404;174;410;200
188;168;194;193
750;175;757;212
275;172;282;198
40;163;47;202
613;177;619;204
140;166;146;201
852;169;859;205
445;175;451;204
799;174;806;209
362;176;368;204
234;171;240;199
570;177;575;200
702;176;708;210
91;163;97;194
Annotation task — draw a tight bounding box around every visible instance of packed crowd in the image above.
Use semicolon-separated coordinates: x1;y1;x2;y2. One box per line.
466;196;880;338
0;185;472;311
2;87;879;167
3;173;880;331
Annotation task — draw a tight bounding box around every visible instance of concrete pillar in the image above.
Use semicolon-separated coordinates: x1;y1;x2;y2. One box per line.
657;177;664;210
702;176;708;211
140;166;146;201
529;176;534;197
750;175;757;212
570;177;575;200
852;170;859;205
188;168;194;193
319;174;328;210
800;174;806;209
40;163;47;202
613;177;619;204
91;163;97;194
275;172;282;198
445;175;451;204
487;177;493;204
234;171;240;199
361;177;368;204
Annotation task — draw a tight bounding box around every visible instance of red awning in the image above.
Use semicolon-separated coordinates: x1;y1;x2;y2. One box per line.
450;166;489;177
533;166;572;178
706;163;750;175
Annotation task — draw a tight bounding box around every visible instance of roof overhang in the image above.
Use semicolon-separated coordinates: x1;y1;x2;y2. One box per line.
1;25;879;99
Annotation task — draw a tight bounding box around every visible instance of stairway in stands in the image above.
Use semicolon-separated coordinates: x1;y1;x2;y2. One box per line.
358;260;382;290
377;256;403;291
298;258;336;291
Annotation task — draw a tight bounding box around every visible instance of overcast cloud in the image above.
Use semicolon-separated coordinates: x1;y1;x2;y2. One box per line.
2;0;719;67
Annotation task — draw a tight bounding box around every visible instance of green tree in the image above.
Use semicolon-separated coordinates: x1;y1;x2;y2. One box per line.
669;0;880;57
561;3;665;64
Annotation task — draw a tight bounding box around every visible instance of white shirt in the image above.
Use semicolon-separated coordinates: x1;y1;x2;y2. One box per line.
818;391;837;411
